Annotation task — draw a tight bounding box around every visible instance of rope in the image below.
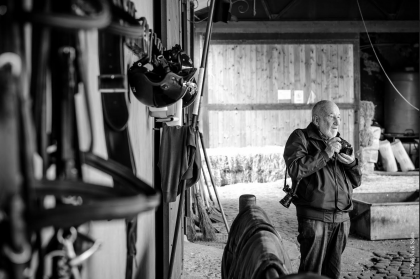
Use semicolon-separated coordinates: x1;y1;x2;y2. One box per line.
356;0;419;111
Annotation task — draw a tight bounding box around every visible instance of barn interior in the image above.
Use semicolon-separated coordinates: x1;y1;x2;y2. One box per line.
0;1;418;279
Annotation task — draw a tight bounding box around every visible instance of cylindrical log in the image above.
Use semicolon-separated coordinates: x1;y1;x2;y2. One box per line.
239;194;256;212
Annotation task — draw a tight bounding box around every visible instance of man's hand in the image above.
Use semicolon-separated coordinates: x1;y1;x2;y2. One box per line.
337;153;355;165
325;137;341;158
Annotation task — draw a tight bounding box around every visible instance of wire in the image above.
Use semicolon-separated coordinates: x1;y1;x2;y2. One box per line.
193;16;209;23
188;0;210;23
356;0;419;111
360;43;413;50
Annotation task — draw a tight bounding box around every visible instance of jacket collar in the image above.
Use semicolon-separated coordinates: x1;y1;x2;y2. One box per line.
306;122;340;141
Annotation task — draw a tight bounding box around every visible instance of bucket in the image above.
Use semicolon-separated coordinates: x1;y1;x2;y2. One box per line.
391;139;415;172
379;140;398;172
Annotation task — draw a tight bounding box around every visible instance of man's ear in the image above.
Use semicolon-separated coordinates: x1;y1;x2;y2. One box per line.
312;115;319;126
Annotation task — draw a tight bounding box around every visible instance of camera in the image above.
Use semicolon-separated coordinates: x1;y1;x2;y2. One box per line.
339;137;353;156
279;184;297;208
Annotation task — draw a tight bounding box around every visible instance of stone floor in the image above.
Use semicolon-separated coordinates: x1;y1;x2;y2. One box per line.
343;251;419;279
183;173;419;279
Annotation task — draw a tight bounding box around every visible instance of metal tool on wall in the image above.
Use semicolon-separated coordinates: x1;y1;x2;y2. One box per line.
198;132;230;232
189;0;231;234
168;0;231;278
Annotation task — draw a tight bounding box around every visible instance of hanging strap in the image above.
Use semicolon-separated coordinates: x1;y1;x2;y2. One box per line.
106;3;147;38
283;166;289;189
30;152;160;230
18;0;111;30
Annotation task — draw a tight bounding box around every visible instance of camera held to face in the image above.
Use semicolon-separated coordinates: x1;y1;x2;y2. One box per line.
339;137;353;156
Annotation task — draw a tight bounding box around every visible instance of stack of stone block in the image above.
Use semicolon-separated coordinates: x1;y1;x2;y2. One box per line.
343;251;419;279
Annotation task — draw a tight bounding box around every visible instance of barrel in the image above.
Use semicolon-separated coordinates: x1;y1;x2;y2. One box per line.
384;72;419;134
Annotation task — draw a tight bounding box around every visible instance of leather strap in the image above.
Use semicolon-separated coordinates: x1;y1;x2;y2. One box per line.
98;13;142;278
30;152;160;230
18;0;146;38
19;0;111;30
106;3;147;38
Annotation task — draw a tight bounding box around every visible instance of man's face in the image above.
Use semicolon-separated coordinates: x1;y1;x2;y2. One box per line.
314;103;341;139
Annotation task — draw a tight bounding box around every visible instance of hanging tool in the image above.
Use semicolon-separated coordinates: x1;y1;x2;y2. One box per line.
168;1;219;278
199;131;230;233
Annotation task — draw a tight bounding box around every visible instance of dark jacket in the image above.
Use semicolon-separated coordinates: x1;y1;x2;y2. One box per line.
283;123;362;222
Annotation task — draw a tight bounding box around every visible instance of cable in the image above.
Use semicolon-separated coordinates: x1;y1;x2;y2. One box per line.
192;16;209;23
356;0;419;111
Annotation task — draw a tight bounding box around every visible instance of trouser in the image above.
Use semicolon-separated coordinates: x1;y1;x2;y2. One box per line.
297;217;350;279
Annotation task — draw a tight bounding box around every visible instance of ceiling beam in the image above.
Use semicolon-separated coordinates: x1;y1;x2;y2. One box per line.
195;21;419;33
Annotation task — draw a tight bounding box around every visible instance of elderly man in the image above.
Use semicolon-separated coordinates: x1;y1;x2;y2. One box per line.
283;100;362;279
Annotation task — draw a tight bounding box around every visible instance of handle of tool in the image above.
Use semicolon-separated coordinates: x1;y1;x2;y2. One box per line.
198;132;230;233
191;0;216;128
191;67;205;127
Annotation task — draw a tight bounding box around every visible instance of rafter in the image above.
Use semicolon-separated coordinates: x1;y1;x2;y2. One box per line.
260;0;273;20
272;0;303;20
393;0;404;20
368;0;393;19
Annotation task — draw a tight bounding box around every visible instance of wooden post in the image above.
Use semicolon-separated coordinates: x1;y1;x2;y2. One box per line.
239;194;256;212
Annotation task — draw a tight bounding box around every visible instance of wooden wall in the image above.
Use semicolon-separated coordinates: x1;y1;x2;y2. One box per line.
204;41;359;148
83;1;157;279
157;1;188;279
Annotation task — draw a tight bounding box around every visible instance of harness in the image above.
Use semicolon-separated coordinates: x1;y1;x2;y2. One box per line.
0;1;159;279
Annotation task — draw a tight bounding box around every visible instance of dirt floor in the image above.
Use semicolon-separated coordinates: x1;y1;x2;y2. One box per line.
182;172;419;279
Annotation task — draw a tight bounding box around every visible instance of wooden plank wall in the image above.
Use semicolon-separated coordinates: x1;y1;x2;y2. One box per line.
206;43;356;148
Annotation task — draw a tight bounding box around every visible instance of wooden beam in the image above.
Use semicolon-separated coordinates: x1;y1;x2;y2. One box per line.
195;21;419;33
353;34;361;151
210;33;359;43
206;103;356;111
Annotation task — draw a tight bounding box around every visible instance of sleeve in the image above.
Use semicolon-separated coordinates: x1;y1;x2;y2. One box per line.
343;158;362;189
283;129;330;181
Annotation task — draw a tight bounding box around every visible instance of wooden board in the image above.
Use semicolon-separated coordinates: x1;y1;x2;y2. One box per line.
207;109;355;147
157;1;186;279
84;1;157;279
206;42;358;149
208;44;355;105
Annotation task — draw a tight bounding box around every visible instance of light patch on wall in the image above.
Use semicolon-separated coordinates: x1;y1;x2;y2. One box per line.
278;89;291;101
